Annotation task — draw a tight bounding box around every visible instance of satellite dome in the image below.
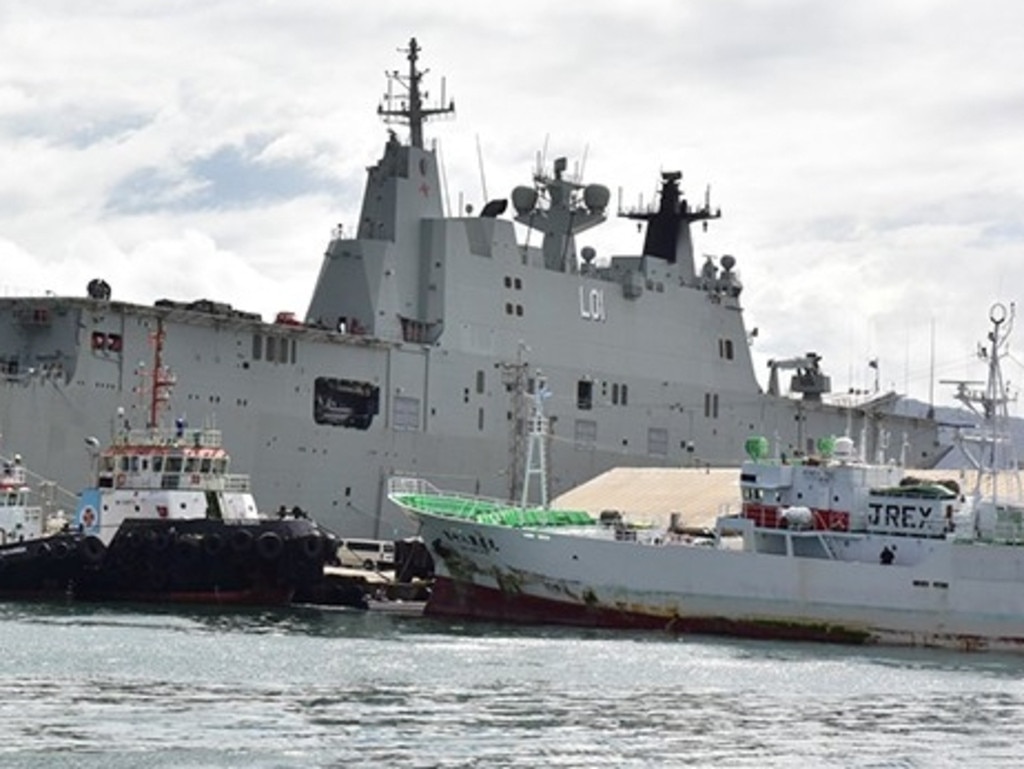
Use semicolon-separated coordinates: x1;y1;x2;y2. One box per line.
720;254;736;272
583;184;610;213
511;186;538;215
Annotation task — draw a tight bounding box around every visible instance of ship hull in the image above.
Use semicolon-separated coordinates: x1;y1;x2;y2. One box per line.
415;514;1024;653
0;518;331;607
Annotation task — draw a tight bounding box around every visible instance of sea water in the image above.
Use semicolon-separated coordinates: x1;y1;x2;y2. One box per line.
0;601;1021;768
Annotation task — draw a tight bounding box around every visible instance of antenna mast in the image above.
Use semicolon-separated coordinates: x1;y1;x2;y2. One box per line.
521;373;551;510
377;38;455;149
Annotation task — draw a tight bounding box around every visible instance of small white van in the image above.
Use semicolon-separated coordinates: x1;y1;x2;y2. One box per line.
337;538;396;571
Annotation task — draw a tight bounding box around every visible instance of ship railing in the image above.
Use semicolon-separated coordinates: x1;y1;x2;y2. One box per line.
0;464;29;487
223;474;251;493
387;476;536;510
388;476;442;498
115;427;223;448
387;476;595;527
387;476;505;508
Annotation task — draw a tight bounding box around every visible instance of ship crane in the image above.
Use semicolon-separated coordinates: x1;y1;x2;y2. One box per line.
767;353;831;401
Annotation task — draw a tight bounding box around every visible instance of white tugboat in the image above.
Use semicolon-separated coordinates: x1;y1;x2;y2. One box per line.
390;304;1024;653
0;321;336;605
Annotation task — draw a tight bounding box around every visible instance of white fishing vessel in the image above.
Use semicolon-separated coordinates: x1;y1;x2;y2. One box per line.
0;39;946;539
390;304;1024;652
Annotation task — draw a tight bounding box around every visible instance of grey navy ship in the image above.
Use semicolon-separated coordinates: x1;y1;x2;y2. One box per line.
0;39;944;538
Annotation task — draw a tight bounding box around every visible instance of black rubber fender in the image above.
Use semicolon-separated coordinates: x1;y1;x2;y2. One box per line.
202;533;225;557
256;531;284;561
230;528;254;554
52;539;72;560
300;535;324;561
147;529;171;552
32;541;52;560
78;535;106;565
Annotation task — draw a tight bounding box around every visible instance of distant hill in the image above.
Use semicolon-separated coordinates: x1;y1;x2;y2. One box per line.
894;397;1024;470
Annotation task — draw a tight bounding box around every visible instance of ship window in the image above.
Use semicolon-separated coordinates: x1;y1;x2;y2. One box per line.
200;458;212;473
505;302;513;315
504;276;512;288
313;377;380;430
577;380;593;410
704;392;720;418
612;383;619;405
152;456;163;473
266;336;276;362
393;396;420;431
291;339;298;364
515;304;523;316
648;427;668;456
574;419;597;449
514;277;522;290
621;384;628;405
165;456;183;473
725;339;734;360
185;457;199;473
478;407;485;431
476;370;485;394
253;334;263;360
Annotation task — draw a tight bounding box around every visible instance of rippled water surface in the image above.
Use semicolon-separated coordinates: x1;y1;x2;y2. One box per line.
1;602;1023;767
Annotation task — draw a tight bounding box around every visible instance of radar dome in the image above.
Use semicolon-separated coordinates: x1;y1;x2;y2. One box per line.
720;254;736;272
832;436;855;461
511;186;538;215
584;184;610;213
581;246;596;264
744;435;769;461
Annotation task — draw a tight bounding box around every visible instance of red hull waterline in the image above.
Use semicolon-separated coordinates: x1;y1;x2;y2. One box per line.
427;578;873;645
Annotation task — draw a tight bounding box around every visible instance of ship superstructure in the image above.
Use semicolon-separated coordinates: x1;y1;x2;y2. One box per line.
0;39;943;537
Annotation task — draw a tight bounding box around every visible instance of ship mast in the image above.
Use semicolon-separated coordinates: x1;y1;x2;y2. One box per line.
145;319;177;430
378;37;455;149
950;302;1021;505
521;374;551;510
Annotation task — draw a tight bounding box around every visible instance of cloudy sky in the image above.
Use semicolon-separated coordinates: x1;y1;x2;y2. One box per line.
2;0;1023;408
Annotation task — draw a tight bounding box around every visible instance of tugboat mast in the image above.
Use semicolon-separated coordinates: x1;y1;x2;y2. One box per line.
378;37;455;149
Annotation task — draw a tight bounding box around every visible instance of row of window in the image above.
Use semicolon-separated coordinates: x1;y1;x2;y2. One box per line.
573;419;670;456
104;454;228;475
90;332;123;353
252;334;298;364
